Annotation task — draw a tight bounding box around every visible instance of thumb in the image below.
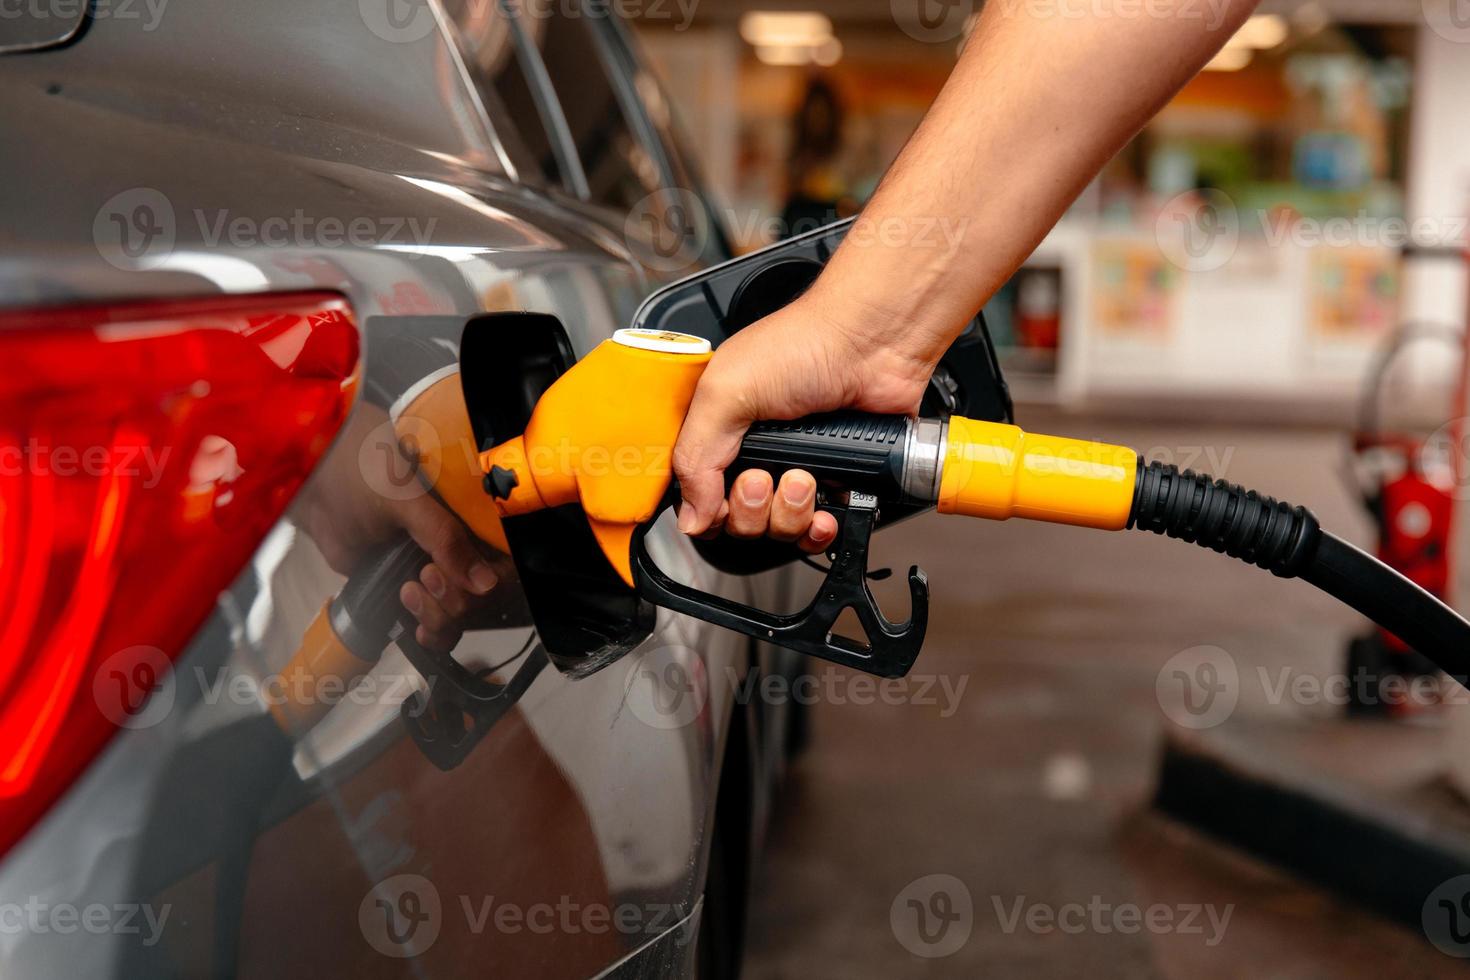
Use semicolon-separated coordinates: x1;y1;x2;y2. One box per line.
394;494;498;595
672;381;751;536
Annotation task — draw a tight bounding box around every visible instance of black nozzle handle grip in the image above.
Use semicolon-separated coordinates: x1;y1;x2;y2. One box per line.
732;411;911;499
329;537;432;661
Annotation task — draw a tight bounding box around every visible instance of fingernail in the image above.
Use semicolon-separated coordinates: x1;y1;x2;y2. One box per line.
783;475;814;506
401;586;422;615
740;479;770;507
469;562;498;594
422;566;447;600
677;504;697;535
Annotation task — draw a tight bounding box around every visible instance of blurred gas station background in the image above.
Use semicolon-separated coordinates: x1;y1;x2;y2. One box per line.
627;2;1470;975
634;0;1464;422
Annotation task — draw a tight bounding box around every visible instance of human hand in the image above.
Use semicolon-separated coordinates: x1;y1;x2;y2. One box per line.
301;406;502;652
671;287;938;547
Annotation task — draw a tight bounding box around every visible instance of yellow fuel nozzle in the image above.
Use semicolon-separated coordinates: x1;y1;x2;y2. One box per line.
481;329;714;586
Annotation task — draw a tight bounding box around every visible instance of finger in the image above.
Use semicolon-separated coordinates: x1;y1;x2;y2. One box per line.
695;500;730;541
397;497;498;596
400;581;455;639
726;470;774;538
419;563;469;619
769;470;818;542
798;510;839;554
672;379;750;536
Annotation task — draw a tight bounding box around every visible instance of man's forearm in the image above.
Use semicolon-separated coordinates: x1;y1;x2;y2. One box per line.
813;0;1259;367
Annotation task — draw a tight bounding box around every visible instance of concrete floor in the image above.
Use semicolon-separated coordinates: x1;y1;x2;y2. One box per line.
742;411;1465;978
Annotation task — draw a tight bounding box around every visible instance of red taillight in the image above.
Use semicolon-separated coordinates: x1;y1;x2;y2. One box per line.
0;292;359;856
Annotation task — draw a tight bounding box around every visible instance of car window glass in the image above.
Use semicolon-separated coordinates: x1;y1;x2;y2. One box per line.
441;0;556;185
520;7;662;212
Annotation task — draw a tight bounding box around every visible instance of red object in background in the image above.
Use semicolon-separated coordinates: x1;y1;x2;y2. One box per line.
1359;434;1455;654
1015;268;1061;351
0;292;359;857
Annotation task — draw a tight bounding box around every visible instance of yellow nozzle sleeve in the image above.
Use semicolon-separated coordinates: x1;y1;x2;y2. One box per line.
937;417;1138;530
267;603;375;737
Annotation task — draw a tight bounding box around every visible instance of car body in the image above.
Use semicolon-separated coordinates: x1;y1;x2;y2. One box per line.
0;2;801;976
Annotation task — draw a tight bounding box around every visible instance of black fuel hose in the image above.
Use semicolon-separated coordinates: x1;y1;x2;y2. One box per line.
1129;460;1470;682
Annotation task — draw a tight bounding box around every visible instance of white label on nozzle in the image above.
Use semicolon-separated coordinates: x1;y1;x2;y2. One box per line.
612;328;712;355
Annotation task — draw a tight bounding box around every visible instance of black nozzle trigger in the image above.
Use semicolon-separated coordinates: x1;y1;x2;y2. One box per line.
631;493;929;678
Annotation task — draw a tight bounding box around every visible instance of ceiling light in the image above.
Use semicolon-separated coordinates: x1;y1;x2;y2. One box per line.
1234;14;1289;49
739;11;833;48
755;44;813;66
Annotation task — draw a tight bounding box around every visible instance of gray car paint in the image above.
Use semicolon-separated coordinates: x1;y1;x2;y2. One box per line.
0;2;792;975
